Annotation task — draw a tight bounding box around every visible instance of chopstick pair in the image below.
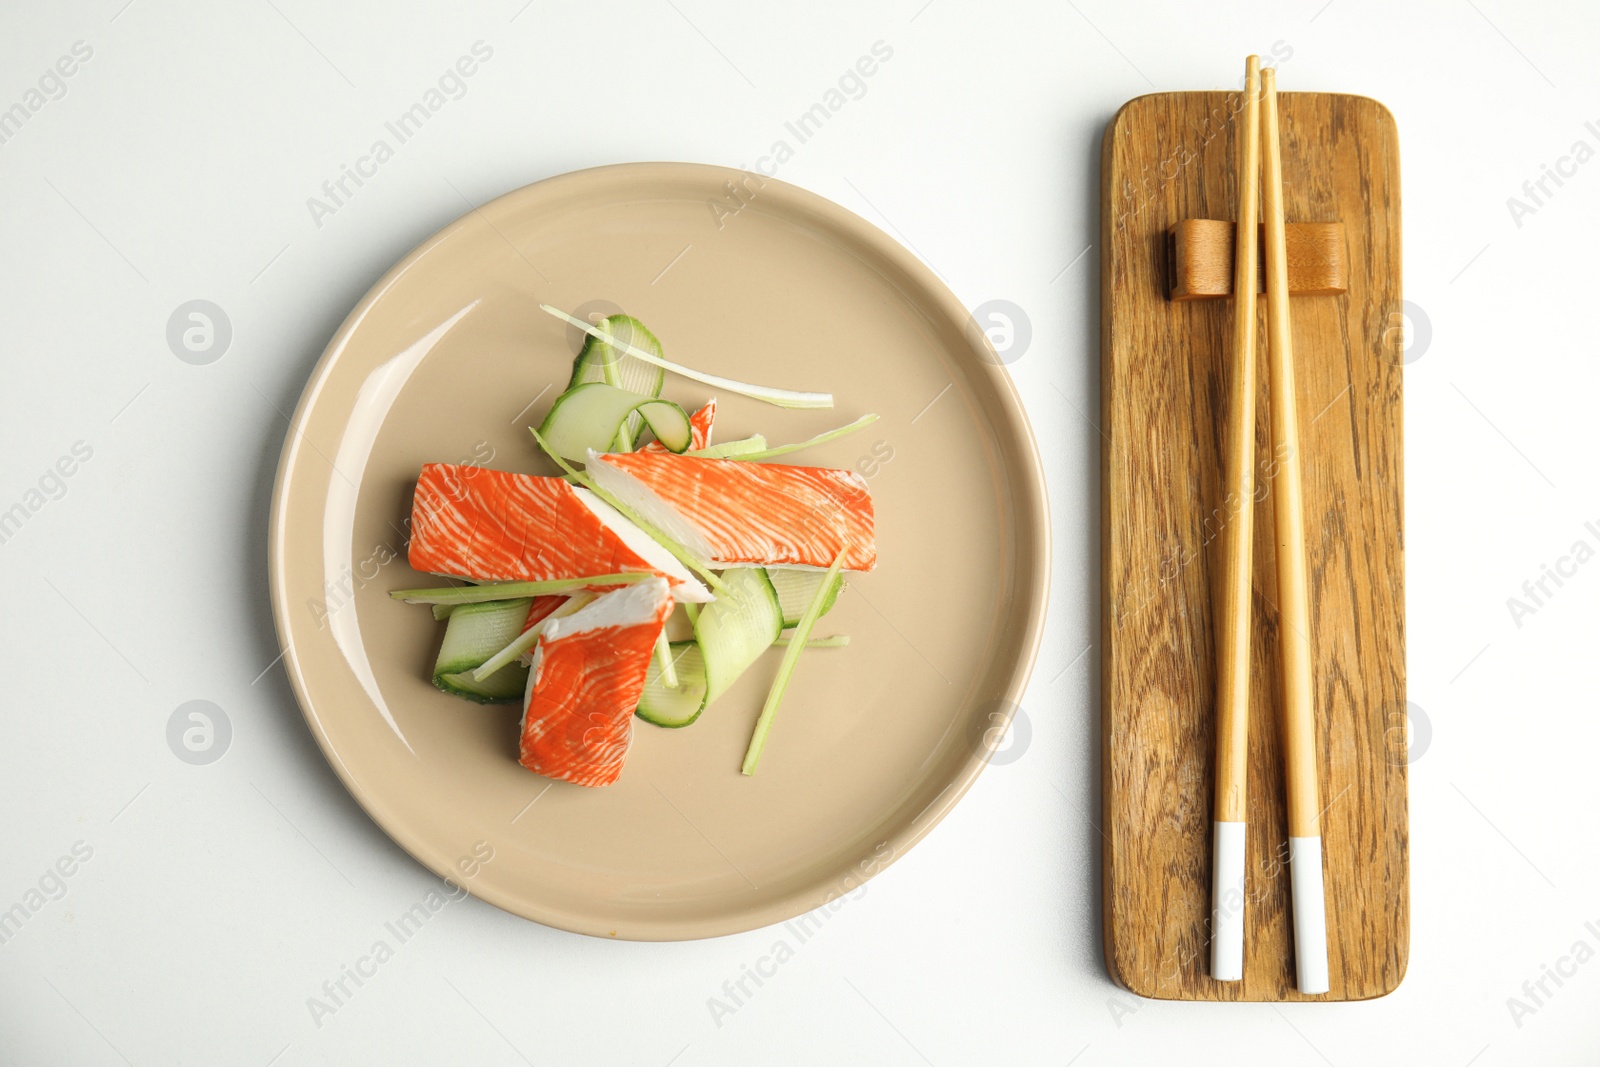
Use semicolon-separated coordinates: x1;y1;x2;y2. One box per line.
1208;55;1329;996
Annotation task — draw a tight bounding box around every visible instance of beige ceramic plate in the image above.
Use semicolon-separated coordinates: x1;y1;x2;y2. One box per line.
268;163;1049;940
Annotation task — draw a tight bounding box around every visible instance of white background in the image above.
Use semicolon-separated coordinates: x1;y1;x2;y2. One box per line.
1;0;1597;1063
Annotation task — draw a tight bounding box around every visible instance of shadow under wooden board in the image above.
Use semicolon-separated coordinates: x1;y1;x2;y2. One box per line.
1098;91;1408;1001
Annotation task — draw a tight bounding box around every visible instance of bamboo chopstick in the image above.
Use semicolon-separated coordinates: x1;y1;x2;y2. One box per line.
1260;65;1330;996
1209;53;1262;985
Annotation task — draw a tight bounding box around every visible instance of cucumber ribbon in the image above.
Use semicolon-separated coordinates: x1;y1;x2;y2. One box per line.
537;382;693;461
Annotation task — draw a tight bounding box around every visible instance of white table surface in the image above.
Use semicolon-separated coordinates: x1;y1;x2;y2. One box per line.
3;0;1597;1063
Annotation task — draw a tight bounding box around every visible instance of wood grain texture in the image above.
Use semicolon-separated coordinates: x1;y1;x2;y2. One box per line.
1099;91;1408;1002
1171;220;1347;300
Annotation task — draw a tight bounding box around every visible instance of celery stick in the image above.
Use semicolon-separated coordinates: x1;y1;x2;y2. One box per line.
741;548;849;775
722;414;878;462
392;573;647;605
540;304;833;410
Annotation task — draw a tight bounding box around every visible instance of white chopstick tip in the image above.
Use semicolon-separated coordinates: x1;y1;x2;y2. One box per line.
1289;836;1330;994
1210;820;1248;982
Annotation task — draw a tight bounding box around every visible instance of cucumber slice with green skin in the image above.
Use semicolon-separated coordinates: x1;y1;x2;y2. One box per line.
537;383;692;462
433;598;533;703
437;664;528;703
471;593;592;682
566;314;666;447
766;568;845;628
567;314;666;396
693;567;783;702
636;641;709;727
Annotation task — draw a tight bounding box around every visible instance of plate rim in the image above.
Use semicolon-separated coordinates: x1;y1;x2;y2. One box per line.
267;161;1052;940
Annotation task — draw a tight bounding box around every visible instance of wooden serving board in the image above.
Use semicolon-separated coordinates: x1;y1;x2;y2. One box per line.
1099;91;1407;1001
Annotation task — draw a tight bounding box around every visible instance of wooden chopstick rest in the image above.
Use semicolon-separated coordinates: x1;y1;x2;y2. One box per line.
1170;219;1346;300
